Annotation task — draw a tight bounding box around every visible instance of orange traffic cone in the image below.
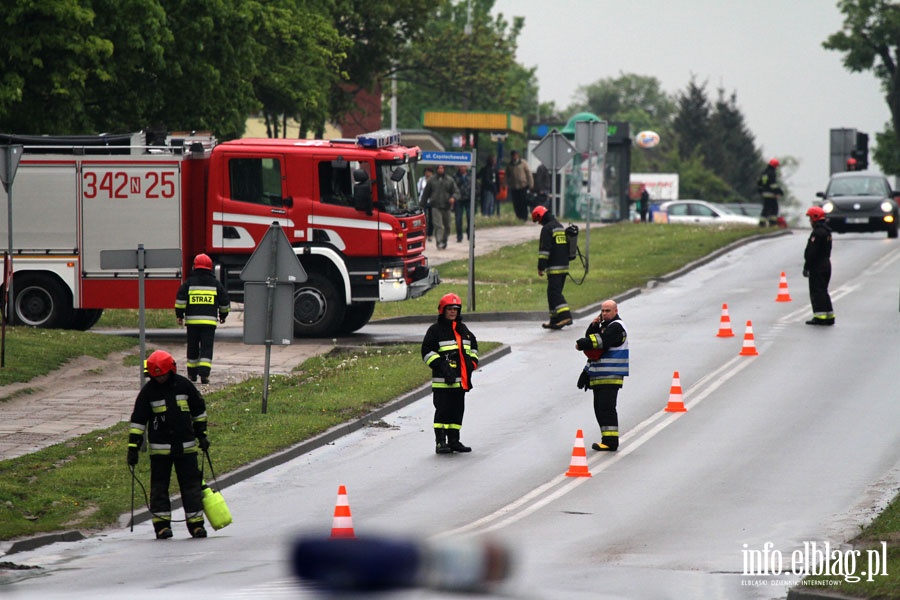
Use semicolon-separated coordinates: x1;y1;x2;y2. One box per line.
664;371;687;412
739;320;759;356
564;429;592;477
330;485;355;538
716;303;735;338
775;272;793;302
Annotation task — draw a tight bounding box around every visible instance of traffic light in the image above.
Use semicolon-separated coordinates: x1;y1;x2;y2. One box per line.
852;132;869;170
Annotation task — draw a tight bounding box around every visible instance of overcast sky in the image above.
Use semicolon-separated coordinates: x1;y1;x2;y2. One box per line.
491;0;891;205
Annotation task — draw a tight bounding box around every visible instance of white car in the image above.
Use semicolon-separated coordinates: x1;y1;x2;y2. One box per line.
657;199;758;225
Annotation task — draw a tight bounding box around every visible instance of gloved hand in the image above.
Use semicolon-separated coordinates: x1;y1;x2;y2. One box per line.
802;269;809;278
197;435;210;451
577;370;590;391
127;448;139;466
440;360;456;384
575;337;591;351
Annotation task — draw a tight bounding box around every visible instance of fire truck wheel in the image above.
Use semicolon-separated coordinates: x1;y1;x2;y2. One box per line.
13;274;74;328
293;275;346;337
339;301;376;334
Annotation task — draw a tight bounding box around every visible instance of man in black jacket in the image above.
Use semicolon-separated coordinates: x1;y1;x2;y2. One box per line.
421;293;479;454
532;205;572;330
127;350;210;539
803;206;835;325
175;254;230;384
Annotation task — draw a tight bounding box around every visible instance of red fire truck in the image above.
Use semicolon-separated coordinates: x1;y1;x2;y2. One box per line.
0;130;438;336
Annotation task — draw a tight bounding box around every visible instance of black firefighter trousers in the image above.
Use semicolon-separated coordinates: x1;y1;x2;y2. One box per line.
546;272;571;324
592;385;620;450
149;452;205;535
433;387;466;443
186;325;217;381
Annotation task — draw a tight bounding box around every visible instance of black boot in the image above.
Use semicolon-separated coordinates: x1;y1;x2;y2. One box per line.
447;429;472;453
435;429;451;454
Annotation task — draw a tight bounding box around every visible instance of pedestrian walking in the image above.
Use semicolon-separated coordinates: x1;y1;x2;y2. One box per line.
803;206;835;325
127;350;210;539
421;293;479;454
421;165;459;250
478;156;499;217
175;253;230;384
757;158;783;227
638;187;650;223
532;205;572;330
454;165;472;243
505;150;534;221
575;300;629;451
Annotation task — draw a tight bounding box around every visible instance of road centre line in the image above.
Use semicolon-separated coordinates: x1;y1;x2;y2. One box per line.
434;356;755;539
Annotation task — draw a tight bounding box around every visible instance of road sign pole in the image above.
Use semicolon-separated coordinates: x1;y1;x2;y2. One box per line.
137;245;147;391
467;149;477;312
261;226;280;414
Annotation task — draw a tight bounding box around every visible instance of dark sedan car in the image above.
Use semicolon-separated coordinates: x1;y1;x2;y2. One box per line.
816;172;899;238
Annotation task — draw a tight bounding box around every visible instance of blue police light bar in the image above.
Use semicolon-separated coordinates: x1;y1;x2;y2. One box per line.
356;130;402;148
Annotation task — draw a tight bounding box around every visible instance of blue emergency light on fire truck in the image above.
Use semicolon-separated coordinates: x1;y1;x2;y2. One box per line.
0;130;440;337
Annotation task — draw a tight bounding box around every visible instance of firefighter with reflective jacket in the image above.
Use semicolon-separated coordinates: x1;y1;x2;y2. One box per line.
757;158;784;227
532;205;573;330
803;206;835;326
575;299;629;451
127;350;210;539
175;254;230;384
421;293;479;454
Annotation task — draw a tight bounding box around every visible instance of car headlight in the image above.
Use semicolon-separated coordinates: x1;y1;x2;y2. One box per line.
880;201;894;213
822;201;835;213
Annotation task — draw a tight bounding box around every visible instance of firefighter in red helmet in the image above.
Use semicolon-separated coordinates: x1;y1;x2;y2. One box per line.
532;205;573;330
421;293;479;454
803;206;835;325
175;254;230;384
757;158;784;227
127;350;210;539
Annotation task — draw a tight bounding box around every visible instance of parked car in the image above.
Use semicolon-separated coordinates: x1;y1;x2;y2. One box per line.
815;172;899;239
731;202;763;218
657;200;758;226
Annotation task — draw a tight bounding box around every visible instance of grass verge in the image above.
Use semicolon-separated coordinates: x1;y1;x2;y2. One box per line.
373;222;763;319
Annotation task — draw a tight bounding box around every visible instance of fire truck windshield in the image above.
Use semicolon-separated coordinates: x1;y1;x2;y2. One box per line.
377;163;421;215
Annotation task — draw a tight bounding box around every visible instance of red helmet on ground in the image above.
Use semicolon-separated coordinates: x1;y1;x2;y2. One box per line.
531;205;548;223
806;206;826;222
193;253;213;271
768;158;780;167
146;350;177;377
438;293;462;314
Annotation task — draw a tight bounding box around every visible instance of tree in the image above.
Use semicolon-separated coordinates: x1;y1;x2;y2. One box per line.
388;0;533;128
707;89;764;201
824;0;900;173
570;73;676;134
0;0;116;133
253;1;347;138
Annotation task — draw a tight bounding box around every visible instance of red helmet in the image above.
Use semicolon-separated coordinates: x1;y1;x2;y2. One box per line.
438;293;462;314
768;158;780;167
146;350;176;377
193;253;213;270
806;206;826;222
531;205;548;223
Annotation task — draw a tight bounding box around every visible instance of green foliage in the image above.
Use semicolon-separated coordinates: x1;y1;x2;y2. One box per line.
874;122;900;175
388;0;534;129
